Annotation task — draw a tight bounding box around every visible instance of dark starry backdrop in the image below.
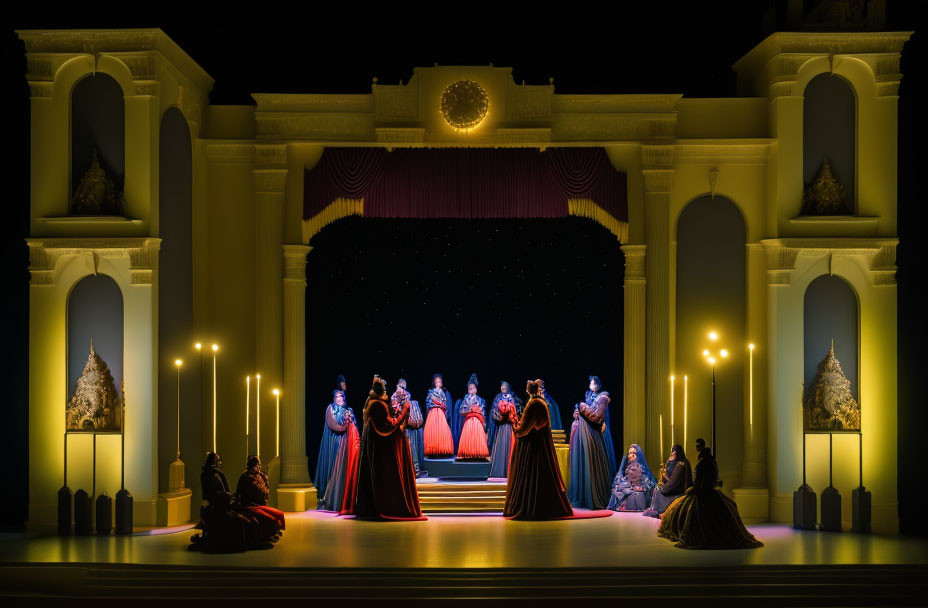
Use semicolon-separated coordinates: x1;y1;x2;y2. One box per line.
4;3;924;532
304;217;625;465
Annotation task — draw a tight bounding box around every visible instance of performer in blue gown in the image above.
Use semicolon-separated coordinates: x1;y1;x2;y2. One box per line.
540;380;563;432
567;376;613;509
392;379;425;476
607;443;656;511
488;381;520;477
314;389;356;505
581;377;616;476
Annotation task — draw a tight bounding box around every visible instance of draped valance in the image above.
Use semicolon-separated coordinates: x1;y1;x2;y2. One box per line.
303;147;627;240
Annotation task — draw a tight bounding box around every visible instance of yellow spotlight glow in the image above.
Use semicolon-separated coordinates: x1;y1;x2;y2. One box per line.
708;357;716;365
256;373;261;380
749;343;755;350
702;349;710;357
195;342;202;350
175;359;182;367
720;349;729;358
272;389;280;396
709;331;718;341
211;344;218;352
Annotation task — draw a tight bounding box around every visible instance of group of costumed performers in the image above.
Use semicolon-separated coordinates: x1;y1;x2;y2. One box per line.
657;438;763;549
189;453;286;552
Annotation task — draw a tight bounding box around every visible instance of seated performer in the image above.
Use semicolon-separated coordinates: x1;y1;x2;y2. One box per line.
540;380;563;432
658;438;763;549
424;373;454;457
456;373;489;460
488;381;520;477
393;379;425;476
354;376;424;520
315;389;356;506
324;411;361;512
189;452;278;552
607;443;656;512
235;456;286;538
643;444;692;518
568;375;612;509
504;379;573;520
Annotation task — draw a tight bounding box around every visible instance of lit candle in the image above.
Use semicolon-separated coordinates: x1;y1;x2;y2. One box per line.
660;413;664;460
670;375;675;446
175;359;182;460
684;375;688;449
212;344;218;452
273;389;280;459
256;374;261;459
749;343;755;426
245;376;250;455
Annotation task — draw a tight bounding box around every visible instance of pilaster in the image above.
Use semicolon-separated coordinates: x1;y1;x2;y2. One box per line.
621;244;646;447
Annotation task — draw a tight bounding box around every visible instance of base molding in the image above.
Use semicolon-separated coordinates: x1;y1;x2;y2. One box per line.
733;487;770;523
157;488;192;527
277;484;317;512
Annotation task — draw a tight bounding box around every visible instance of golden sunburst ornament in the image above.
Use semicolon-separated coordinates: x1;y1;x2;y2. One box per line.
440;80;489;130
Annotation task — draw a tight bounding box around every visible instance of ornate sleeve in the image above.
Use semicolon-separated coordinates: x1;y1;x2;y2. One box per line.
491;397;504;422
325;405;350;432
369;399;403;436
514;399;548;438
407;400;423;428
579;392;609;425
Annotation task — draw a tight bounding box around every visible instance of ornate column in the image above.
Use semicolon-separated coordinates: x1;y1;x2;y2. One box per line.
277;244;315;511
642;146;674;458
733;242;770;522
621;244;646;446
253;145;287;461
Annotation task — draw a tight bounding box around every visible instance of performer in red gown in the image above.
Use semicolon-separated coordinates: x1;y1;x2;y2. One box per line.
504;379;573;520
424;373;454;457
456;373;489;460
354;376;424;520
235;456;286;538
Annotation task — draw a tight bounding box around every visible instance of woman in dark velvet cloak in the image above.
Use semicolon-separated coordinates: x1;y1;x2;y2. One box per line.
488;381;520;478
424;374;454;457
393;379;425;476
643;444;692;518
607;443;656;512
315;390;355;505
190;452;277;552
658;441;762;549
504;379;573;520
568;376;612;509
235;456;286;537
354;377;424;520
540;380;563;432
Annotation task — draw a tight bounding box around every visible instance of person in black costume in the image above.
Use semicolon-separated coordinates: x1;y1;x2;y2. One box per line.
189;452;281;552
657;439;762;549
643;444;693;518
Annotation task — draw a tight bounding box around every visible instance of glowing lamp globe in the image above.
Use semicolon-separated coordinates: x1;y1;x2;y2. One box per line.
440;80;489;130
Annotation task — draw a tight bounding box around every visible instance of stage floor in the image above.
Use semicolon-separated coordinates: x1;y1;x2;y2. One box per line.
1;510;926;570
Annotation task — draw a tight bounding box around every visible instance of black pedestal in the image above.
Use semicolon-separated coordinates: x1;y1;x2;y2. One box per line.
57;486;72;536
821;485;842;532
793;483;817;530
115;488;133;534
95;494;112;535
74;489;92;535
852;485;871;533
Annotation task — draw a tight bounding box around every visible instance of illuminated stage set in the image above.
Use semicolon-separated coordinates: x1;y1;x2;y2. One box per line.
4;13;927;604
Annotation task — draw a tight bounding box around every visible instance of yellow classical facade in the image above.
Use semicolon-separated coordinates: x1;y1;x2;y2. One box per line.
18;28;910;532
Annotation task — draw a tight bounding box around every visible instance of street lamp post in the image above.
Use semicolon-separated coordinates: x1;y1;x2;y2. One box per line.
211;344;218;452
702;331;728;465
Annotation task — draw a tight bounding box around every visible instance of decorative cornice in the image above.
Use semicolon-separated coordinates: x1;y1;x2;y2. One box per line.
252;94;374;113
552;94;682;114
26;237;161;286
495;128;551;144
734;31;913;72
620;244;646;281
674;140;771;165
205;142;255;163
16;29;214;94
282;244;312;280
376;128;425;143
254;144;288;169
761;238;898;286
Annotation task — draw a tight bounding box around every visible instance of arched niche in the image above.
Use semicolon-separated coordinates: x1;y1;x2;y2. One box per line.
803;274;859;403
803;73;856;213
68;274;124;413
675;195;746;477
157;108;197;498
70;73;125;214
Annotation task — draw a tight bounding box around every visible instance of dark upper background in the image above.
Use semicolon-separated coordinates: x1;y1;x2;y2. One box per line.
3;2;923;532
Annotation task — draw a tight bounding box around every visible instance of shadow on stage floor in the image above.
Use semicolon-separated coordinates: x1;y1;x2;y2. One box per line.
1;511;927;604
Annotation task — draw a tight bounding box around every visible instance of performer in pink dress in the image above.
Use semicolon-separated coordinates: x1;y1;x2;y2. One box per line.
423;373;454;457
456;373;489;460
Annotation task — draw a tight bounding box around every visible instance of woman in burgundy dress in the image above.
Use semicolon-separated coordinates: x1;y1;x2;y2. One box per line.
503;379;573;520
354;377;424;520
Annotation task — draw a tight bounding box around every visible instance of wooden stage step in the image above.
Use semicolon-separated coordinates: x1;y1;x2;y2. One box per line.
416;480;506;513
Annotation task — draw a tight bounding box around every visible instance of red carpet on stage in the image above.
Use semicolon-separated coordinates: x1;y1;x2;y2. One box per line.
337;514;429;522
506;509;614;520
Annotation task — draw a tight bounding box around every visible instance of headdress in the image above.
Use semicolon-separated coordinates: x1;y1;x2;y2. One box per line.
619;443;655;483
467;373;478;389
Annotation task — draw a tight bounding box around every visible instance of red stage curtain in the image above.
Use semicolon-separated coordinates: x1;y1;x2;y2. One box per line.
303;147;626;222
